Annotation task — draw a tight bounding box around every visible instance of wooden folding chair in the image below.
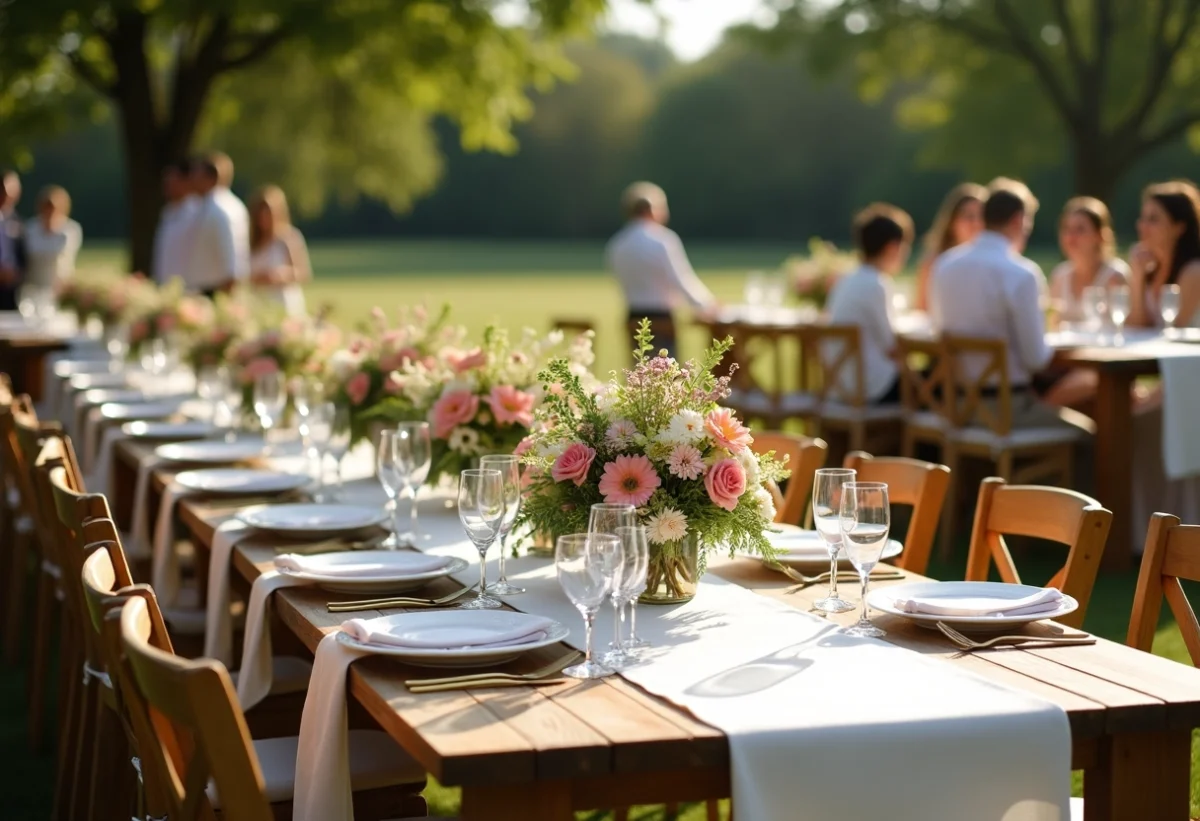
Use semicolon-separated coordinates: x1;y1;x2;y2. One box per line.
808;323;903;458
843;451;951;576
896;334;949;459
964;478;1111;629
116;595;430;821
0;375;38;665
752;432;827;526
724;324;817;430
1128;513;1200;664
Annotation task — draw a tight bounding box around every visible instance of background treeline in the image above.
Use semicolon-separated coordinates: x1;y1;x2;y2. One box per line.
18;34;1200;248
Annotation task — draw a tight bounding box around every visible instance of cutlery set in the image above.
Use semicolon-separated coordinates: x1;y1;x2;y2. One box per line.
327;585;477;612
766;561;906;592
936;622;1096;652
404;652;581;693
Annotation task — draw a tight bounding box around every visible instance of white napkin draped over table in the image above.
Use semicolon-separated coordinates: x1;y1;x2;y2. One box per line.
235;569;311;710
86;424;127;494
204;519;254;665
1158;350;1200;480
150;483;195;608
893;586;1064;617
129;454;166;566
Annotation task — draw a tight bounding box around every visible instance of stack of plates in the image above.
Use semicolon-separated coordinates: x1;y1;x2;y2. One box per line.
155;439;266;464
239;503;387;537
175;468;309;496
765;524;902;569
124;420;216;440
100;400;182;421
274;549;467;594
866;581;1078;632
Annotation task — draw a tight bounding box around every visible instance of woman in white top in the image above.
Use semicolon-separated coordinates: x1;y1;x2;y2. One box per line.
248;186;310;316
914;182;986;312
1048;197;1130;324
24;185;82;291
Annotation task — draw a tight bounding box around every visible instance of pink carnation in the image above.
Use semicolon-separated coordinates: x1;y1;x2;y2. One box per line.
380;345;422;372
429;389;480;439
156;313;177;333
705;408;753;454
598;454;661;507
551;442;597;486
485;385;535;428
450;348;488;374
667;444;705;480
346;372;371;406
704;458;746;511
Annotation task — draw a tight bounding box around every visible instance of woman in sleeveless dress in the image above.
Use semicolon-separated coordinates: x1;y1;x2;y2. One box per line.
248;186;310;316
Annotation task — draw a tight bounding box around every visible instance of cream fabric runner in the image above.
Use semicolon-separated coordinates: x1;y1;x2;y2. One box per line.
204;519;254;664
86;425;127;494
236;570;312;709
151;483;193;608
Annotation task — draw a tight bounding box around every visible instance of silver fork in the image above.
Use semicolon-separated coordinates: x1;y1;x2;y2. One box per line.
766;561;905;590
405;651;583;689
936;621;1096;651
327;586;476;612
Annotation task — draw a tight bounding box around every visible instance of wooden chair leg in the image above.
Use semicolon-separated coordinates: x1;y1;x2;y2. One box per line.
3;526;30;664
614;809;630;821
27;566;56;750
67;667;95;821
51;621;84;821
996;450;1014;482
939;446;960;561
88;697;133;821
706;798;722;820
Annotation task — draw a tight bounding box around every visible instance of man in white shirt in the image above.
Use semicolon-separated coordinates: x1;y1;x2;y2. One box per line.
0;170;24;311
825;203;912;404
930;179;1080;430
151;159;199;283
185;152;249;297
606;182;716;357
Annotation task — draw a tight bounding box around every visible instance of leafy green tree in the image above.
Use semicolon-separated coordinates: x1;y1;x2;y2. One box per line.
0;0;614;271
764;0;1200;201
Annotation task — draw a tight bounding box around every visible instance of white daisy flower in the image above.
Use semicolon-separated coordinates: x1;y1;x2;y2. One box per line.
658;410;706;445
647;508;689;545
754;486;777;523
737;447;761;487
447;426;480;454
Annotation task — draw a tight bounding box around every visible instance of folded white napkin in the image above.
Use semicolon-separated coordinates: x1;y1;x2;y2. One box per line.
83;407;104;468
129;454;166;565
86;425;128;494
150;483;194;608
274;552;451;578
1160;354;1200;480
341;615;554;650
236;570;311;710
204;519;253;664
894;586;1063;617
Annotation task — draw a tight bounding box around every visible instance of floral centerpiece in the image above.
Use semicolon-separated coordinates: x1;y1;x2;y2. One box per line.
182;295;250;373
228;314;338;403
123;278;212;359
784;237;856;310
516;321;789;604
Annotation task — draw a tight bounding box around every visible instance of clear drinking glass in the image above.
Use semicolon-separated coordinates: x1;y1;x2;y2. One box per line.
589;502;635;537
195;366;224;422
395;421;432;546
327;404;352;500
1161;284;1182;328
603;525;650;667
458;468;506;610
253;371;287;453
839;481;891;638
377;428;406;548
307;401;335;500
292;376;321;446
556;532;622;679
1109;284;1131;345
811;468;857;614
214;378;243;443
480;454;525;595
1081;285;1107;333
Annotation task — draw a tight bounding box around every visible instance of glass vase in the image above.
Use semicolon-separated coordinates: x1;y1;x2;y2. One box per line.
640;532;700;605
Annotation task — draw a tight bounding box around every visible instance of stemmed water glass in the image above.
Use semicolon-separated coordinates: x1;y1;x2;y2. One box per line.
1109;284;1131;345
480;454;524;595
457;468;506;610
195;366;224;422
307;401;335;499
253;371;286;453
603;525;650;668
839;481;891;638
1161;284;1182;329
395;421;432;546
214;376;242;443
377;428;406;548
811;468;857;614
1081;285;1107;334
589;502;635;537
292;377;321;446
556;532;623;679
327;403;352;500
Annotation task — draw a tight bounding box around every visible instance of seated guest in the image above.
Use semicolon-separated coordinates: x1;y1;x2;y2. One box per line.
824;203;913;404
930;179;1081;429
1128;180;1200;328
249;185;310;316
1049;197;1129;325
606;181;715;358
914;182;986;312
23;185;82;291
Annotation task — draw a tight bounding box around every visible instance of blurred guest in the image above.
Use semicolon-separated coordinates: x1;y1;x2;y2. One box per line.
914;182;986;311
1049;197;1129;324
23;186;81;290
825;203;913;405
152;158;199;283
0;170;24;311
606;181;715;357
249;185;310;316
186;151;249;297
1128;180;1200;328
931;179;1082;429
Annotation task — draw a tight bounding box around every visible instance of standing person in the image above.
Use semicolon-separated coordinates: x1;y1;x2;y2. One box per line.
186;151;249;297
606;181;716;358
914;183;987;311
23;186;82;292
0;170;24;311
1127;180;1200;328
1049;197;1130;324
249;186;310;316
152;159;199;283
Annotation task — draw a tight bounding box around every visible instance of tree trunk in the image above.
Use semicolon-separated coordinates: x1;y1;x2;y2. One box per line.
1071;134;1118;203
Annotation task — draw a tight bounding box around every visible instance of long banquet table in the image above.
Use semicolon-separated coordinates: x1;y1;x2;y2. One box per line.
106;436;1200;821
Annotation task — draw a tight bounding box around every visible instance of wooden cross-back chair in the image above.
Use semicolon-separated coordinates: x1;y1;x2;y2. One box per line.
964;478;1111;629
896;334;949;459
723;324;817;430
843;451;951;576
751;432;827;526
808;323;902;457
1128;514;1200;665
0;375;38;665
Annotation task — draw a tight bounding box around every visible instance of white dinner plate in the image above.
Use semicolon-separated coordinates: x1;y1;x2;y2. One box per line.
867;580;1078;633
57;360;117;378
100;400;181;421
81;388;144;406
336;610;569;668
764;524;903;568
238;503;388;537
175;468;310;496
123;420;216;440
155;439;266;464
276;550;469;594
67;372;127;390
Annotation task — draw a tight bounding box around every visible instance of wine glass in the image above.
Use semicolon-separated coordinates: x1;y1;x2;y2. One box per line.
1081;285;1107;334
327;404;352;500
1161;283;1182;329
376;428;406;548
556;532;622;679
307;401;335;500
292;376;321;445
603;525;650;667
839;481;891;638
253;371;286;453
458;469;505;610
619;524;652;650
214;377;243;443
1109;284;1131;345
480;454;524;595
589;502;635;537
395;421;432;546
195;366;224;423
811;468;857;614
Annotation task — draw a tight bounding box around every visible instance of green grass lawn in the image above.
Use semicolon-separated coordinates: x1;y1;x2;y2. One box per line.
2;238;1190;819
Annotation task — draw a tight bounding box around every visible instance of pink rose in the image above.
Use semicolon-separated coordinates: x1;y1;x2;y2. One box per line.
346;372;371;406
429;389;480;439
485;385;535;428
450;348;488;374
379;346;421;372
156;313;177;333
513;436;535;458
551;443;597;486
129;320;149;343
704;458;747;511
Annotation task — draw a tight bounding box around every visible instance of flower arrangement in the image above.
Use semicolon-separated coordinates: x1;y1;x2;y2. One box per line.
228;314;337;401
57;270;135;327
182;295;250;372
123;278;214;358
784;237;856;310
517;320;789;604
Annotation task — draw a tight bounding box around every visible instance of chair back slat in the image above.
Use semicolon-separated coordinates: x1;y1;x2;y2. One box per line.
896;336;946;418
843;451;950;575
752;432;827;526
965;477;1111;629
942;334;1011;434
810;324;865;406
1128;514;1200;665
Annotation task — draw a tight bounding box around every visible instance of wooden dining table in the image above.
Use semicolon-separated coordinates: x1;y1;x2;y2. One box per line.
108;436;1200;821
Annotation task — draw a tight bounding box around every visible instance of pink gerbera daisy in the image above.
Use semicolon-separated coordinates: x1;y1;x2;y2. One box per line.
704;407;753;454
598;454;661;507
667;444;705;480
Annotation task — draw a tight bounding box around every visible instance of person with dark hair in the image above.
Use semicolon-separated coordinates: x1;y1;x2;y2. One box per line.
0;170;24;311
185;151;249;297
152;158;199;283
914;182;986;311
606;181;715;357
824;203;914;404
1128;180;1200;328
